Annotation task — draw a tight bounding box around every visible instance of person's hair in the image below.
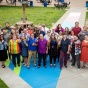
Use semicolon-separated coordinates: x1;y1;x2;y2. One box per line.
5;22;9;25
30;33;34;36
83;26;88;29
21;34;26;40
0;34;4;41
50;33;57;42
65;27;69;31
62;32;66;35
75;22;79;24
57;24;61;29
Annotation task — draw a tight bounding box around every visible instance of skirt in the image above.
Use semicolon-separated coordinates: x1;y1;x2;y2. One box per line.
0;50;7;61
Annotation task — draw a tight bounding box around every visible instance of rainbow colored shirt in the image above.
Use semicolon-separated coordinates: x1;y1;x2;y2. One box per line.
9;39;20;54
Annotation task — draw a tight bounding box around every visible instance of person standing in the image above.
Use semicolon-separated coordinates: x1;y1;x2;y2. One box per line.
59;33;70;69
48;33;58;67
38;34;48;68
27;33;37;69
55;24;64;33
71;35;81;70
79;26;88;42
1;22;11;34
72;22;81;35
81;35;88;69
0;35;7;68
20;34;28;66
9;35;21;67
42;23;49;34
44;30;51;41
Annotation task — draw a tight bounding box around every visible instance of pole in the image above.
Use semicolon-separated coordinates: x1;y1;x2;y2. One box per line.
22;4;26;23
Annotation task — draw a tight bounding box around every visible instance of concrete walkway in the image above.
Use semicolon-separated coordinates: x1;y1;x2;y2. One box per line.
0;62;31;88
56;61;88;88
50;7;86;30
0;0;88;88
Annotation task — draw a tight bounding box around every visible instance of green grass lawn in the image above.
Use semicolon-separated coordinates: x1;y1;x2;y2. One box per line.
0;78;9;88
86;12;88;19
0;6;66;28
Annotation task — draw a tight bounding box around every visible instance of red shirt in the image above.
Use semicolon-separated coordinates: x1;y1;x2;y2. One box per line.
72;27;81;35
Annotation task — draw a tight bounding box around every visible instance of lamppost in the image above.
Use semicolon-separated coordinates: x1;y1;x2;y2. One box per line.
16;0;33;26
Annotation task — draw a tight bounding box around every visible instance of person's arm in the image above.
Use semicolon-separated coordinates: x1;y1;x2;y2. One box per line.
24;40;28;47
75;40;81;44
8;40;11;53
46;41;49;54
67;39;71;53
34;40;38;46
17;38;21;43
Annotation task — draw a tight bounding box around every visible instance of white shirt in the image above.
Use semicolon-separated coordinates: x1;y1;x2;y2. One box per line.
44;34;50;41
42;27;49;34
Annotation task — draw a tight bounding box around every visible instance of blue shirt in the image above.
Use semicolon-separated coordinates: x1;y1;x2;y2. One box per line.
0;41;7;50
40;31;45;36
60;38;70;52
28;37;37;51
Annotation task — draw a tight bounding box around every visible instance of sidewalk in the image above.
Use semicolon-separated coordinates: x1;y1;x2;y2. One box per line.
56;61;88;88
0;62;31;88
50;7;86;30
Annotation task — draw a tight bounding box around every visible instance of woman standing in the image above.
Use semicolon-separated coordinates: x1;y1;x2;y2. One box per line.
59;33;70;69
9;35;21;67
0;35;7;68
48;33;58;67
81;35;88;68
79;26;88;42
55;24;64;34
64;27;69;36
20;34;28;66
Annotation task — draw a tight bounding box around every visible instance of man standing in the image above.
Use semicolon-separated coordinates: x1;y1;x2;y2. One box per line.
38;34;48;68
1;22;11;34
27;33;37;69
72;22;81;35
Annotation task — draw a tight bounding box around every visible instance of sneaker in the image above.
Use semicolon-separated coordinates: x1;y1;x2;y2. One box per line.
64;65;67;68
50;64;52;67
38;66;40;68
54;64;56;67
24;64;27;66
14;65;16;67
44;65;46;68
34;64;36;67
23;63;25;65
18;64;20;67
78;69;80;70
27;66;30;69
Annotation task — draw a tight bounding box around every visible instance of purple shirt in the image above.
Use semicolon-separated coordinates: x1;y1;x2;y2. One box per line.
38;39;47;54
55;27;64;33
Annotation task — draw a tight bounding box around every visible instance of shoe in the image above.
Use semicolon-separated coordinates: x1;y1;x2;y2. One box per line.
27;66;30;69
1;65;4;66
78;68;80;70
82;66;85;69
50;64;52;67
14;65;16;67
23;63;25;65
18;64;20;67
2;65;6;68
34;64;36;67
65;65;67;68
38;66;40;68
44;65;46;68
54;64;56;67
24;64;27;66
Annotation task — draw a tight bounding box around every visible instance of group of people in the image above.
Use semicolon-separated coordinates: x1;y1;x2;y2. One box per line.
0;22;88;70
